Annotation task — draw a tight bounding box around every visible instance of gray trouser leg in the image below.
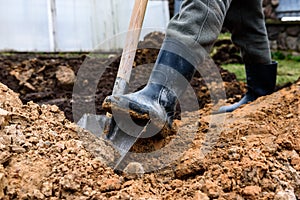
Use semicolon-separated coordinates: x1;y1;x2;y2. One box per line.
166;0;271;65
166;0;232;60
224;0;272;65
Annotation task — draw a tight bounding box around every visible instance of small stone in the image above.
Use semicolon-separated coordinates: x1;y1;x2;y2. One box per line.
50;105;59;113
54;142;66;152
99;177;122;192
123;162;145;179
291;157;300;170
11;145;26;153
83;186;93;196
274;190;297;200
44;141;51;146
243;186;262;197
122;180;135;188
171;179;183;189
0;108;9;116
194;191;209;200
59;175;81;191
33;189;45;199
202;181;220;198
5;125;17;135
0;135;11;147
49;131;58;137
28;136;39;144
0;144;5;151
55;66;75;87
41;181;53;197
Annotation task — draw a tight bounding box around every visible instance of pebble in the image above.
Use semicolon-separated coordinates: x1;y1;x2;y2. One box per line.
243;186;262;197
274;189;297;200
194;191;209;200
11;146;26;153
55;66;75;87
123;162;145;179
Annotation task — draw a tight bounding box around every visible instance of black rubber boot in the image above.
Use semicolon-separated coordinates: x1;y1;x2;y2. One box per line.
103;48;196;130
216;61;277;113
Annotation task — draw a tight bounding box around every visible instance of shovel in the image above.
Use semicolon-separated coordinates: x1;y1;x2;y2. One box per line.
77;0;149;170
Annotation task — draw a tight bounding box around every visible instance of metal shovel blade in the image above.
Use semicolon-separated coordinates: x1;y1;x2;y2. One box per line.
77;113;149;170
106;119;138;170
77;113;111;138
106;118;150;170
77;114;138;155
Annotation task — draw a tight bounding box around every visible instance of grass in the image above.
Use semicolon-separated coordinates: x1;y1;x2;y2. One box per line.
221;54;300;86
218;33;300;86
276;59;300;85
221;63;246;82
218;32;231;40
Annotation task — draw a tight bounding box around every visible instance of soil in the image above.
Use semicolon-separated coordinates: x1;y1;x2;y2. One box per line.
0;74;299;200
0;32;299;199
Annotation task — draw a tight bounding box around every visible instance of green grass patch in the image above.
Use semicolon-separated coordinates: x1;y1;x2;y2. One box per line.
221;64;246;82
218;32;231;40
276;59;300;85
222;59;300;86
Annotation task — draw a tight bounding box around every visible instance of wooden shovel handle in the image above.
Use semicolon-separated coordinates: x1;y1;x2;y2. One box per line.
112;0;149;95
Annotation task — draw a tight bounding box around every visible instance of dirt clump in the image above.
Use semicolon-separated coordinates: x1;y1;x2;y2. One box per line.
0;78;299;199
55;65;76;88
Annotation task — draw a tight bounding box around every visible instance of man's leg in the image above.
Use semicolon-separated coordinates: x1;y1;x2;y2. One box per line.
167;0;231;56
224;0;271;64
217;0;277;113
103;0;232;128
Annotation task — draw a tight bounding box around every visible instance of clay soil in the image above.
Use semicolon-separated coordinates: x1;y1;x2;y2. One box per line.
0;33;299;199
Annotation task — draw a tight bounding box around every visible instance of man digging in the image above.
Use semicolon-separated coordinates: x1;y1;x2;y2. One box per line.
103;0;277;133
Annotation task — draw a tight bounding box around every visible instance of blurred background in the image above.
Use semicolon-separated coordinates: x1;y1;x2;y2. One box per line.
0;0;170;52
0;0;299;52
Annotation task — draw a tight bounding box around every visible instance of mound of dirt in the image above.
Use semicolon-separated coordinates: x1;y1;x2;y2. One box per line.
0;32;245;122
0;78;299;199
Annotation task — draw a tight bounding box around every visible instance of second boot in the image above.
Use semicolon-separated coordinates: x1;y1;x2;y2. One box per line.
216;61;277;113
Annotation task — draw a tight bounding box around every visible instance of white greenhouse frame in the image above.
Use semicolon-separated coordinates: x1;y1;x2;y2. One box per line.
0;0;169;52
